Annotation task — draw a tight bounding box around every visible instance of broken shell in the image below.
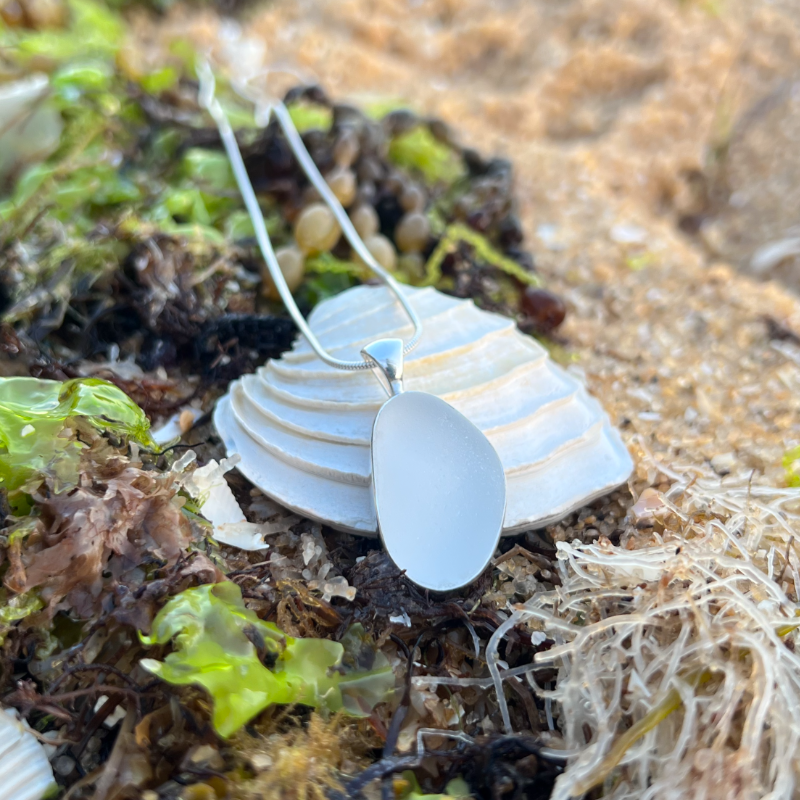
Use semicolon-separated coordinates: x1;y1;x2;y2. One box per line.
0;707;56;800
177;453;269;550
214;284;633;535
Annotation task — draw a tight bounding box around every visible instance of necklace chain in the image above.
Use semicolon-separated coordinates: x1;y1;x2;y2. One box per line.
198;62;423;371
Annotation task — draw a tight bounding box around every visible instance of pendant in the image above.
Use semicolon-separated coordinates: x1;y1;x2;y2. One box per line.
361;339;507;591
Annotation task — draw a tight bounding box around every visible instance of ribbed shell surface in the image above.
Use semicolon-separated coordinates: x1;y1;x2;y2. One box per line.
0;708;55;800
214;284;633;535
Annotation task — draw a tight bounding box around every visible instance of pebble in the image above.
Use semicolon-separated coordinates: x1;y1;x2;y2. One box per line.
520;287;567;333
710;452;737;475
53;755;75;777
250;753;274;771
400;183;426;212
326;167;357;207
294;203;341;255
301;185;321;205
180;785;217;800
333;127;360;168
384;169;407;195
394;211;430;253
428;118;456;147
356;234;397;272
350;203;379;239
356;181;377;206
536;223;566;251
357;156;383;183
610;222;648;244
263;245;305;298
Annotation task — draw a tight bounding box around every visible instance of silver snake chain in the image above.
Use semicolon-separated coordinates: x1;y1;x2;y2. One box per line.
197;60;423;371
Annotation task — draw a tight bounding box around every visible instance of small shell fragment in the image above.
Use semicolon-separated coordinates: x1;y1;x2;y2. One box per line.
0;707;56;800
179;455;268;550
214;284;633;536
151;407;203;445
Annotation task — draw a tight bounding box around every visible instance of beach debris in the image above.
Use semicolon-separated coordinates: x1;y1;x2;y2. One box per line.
140;582;394;737
465;460;800;800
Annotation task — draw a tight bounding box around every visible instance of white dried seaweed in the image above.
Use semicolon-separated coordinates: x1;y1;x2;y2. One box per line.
485;460;800;800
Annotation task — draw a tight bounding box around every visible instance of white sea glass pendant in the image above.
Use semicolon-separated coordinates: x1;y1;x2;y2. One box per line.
362;339;507;591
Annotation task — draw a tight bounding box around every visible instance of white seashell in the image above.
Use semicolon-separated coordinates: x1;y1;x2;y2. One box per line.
0;706;56;800
214;284;633;536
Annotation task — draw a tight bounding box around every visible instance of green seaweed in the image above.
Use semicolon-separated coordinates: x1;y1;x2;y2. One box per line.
388;125;464;185
4;0;125;63
0;590;43;646
397;772;471;800
783;446;800;488
423;222;540;287
0;377;155;508
0;0;253;318
287;102;333;133
298;254;365;306
140;582;394;738
306;251;367;278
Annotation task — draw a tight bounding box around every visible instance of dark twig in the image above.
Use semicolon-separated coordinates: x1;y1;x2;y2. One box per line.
46;662;144;695
345;756;421;798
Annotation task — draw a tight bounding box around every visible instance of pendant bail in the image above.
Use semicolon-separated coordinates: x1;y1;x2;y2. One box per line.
361;338;405;397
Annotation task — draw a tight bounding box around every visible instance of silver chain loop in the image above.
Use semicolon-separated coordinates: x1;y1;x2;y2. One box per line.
197;61;423;371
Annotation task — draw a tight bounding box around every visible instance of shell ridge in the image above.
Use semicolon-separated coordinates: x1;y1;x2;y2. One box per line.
237;385;605;484
305;283;410;328
305;283;435;337
272;322;521;381
503;426;633;530
480;382;601;436
485;391;597;448
231;385;371;485
215;397;378;533
253;372;384;411
420;349;549;401
305;285;449;341
286;301;511;363
254;353;571;437
501;419;607;476
240;376;374;444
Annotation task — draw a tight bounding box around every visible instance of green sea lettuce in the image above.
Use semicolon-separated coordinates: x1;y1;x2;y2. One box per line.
387;124;464;185
0;377;155;506
0;590;43;646
5;0;125;63
140;582;394;738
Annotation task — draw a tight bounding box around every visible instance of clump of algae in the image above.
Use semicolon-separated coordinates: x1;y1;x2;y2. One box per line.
231;715;360;800
0;376;155;510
